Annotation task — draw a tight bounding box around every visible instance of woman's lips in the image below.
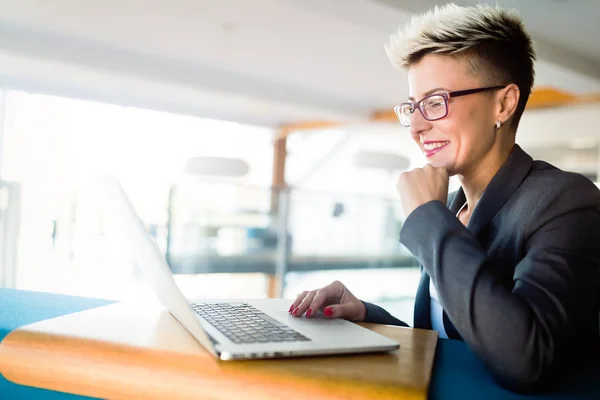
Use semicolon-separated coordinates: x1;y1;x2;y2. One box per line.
423;141;450;158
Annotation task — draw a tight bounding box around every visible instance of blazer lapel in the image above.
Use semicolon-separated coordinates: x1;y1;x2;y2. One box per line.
443;311;463;340
413;269;432;329
415;189;465;331
466;144;534;236
449;186;467;215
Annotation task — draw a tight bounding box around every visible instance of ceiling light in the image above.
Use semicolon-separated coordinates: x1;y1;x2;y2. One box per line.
568;137;597;150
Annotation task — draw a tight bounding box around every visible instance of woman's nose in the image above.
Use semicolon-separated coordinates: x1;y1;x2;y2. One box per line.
409;109;430;136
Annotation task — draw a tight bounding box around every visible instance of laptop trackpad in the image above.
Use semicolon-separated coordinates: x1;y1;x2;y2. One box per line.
275;311;353;327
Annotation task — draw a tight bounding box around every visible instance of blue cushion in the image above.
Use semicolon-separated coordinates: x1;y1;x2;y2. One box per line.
431;339;600;399
0;288;113;400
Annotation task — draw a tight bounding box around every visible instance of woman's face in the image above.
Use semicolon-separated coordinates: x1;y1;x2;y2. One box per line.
407;54;499;176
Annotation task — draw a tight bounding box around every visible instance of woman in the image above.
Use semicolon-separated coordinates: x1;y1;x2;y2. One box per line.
289;3;600;393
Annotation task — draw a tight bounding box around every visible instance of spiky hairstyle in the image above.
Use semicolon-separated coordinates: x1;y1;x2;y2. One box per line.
386;3;536;128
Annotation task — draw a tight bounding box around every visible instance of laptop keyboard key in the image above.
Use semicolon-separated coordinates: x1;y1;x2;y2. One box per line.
191;302;311;344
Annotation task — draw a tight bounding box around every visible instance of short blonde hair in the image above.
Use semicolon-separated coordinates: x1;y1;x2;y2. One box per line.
386;3;536;127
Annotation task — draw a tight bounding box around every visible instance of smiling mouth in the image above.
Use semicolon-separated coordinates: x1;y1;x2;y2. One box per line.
423;141;450;157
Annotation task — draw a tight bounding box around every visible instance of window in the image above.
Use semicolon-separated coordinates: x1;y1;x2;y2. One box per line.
0;91;273;299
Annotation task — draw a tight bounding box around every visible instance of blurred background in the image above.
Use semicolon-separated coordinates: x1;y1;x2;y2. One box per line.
0;0;599;324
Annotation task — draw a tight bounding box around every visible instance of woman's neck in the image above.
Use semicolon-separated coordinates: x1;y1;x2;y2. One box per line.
459;142;515;212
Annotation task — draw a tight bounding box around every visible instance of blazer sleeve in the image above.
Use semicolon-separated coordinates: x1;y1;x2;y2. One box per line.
400;200;600;392
361;301;409;327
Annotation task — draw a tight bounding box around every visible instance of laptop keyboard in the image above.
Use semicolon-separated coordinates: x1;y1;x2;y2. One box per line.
191;302;311;344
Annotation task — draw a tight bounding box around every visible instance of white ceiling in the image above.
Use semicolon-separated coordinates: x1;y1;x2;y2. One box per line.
449;0;600;63
0;0;598;126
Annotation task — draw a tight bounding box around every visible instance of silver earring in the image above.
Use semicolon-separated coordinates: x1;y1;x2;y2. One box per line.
495;120;501;129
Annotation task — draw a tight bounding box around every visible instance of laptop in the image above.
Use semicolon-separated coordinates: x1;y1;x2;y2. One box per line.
97;176;400;360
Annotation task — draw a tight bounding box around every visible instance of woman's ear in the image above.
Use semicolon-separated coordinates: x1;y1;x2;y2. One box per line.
496;84;520;126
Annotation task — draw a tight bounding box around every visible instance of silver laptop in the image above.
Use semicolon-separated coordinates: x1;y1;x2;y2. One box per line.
98;176;399;360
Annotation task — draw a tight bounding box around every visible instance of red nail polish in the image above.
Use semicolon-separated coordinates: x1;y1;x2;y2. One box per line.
324;307;333;317
289;304;295;313
306;308;312;318
292;307;299;316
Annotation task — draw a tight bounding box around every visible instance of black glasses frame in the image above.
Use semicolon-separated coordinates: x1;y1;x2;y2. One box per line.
394;86;506;127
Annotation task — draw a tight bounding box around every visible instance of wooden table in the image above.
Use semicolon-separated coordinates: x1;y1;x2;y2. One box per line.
0;300;438;400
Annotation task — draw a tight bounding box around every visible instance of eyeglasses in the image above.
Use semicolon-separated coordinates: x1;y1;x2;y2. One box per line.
394;86;506;127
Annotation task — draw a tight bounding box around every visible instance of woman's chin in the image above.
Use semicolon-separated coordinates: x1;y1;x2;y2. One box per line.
427;158;455;173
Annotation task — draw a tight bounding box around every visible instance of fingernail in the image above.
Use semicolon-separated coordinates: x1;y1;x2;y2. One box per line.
306;308;312;318
288;304;295;313
292;307;300;316
324;307;334;317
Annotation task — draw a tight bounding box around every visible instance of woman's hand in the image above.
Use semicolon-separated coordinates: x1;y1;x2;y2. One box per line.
288;280;366;321
397;164;449;218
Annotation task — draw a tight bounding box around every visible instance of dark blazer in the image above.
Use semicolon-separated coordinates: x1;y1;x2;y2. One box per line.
362;145;600;392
